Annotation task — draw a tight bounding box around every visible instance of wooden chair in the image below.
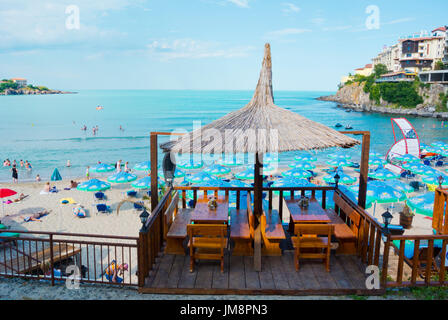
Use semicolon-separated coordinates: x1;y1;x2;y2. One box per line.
292;224;334;272
187;224;228;273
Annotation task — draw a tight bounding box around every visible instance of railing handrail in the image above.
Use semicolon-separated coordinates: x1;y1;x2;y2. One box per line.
143;186;174;231
390;234;448;241
0;229;138;241
173;186;335;191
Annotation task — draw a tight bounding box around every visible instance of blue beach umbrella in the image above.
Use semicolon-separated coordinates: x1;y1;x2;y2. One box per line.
407;192;436;217
421;174;448;187
281;168;312;179
133;161;151;171
235;168;258;180
107;172;138;184
401;163;432;175
382;180;415;195
329;152;351;160
51;168;62;181
272;178;314;198
349;181;406;204
203;164;231;176
217;155;245;167
339;186;373;209
369;152;383;158
158;168;186;179
395;154;420;163
77;179;111;192
131;176;165;189
322;172;356;185
177;159;204;170
263;154;278;164
186;172;219;184
90;163;115;173
431;141;448;150
288;161;316;170
369;157;387;166
294;154;317;162
368;167;400;180
417;166;441;177
226;180;251;188
326;158;353;167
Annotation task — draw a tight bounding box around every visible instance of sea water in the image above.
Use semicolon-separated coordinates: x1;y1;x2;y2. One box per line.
0;90;446;182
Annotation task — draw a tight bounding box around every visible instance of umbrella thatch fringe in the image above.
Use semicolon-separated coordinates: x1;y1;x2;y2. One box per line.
162;43;359;154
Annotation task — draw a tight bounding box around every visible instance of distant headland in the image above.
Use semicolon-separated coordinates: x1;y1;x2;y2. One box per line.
0;78;76;95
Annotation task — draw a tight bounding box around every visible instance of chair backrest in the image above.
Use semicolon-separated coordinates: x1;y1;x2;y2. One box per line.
333;192;361;235
164;191;179;238
187;224;227;238
247;192;255;239
97;204;107;211
295;224;334;239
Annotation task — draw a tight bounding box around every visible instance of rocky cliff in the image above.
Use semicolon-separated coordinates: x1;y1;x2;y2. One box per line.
318;82;448;119
0;88;75;95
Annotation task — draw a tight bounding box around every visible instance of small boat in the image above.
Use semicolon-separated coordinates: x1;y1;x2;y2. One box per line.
345;125;353;130
335;123;343;128
96;105;104;110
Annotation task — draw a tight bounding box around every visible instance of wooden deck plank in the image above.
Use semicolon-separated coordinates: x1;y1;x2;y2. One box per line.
194;261;214;289
338;255;367;289
228;255;245;289
329;255;354;289
298;260;322;290
152;254;175;288
243;256;260;289
258;255;275;289
177;255;197;289
212;254;229;289
166;254;184;288
281;252;304;290
309;260;339;290
268;256;290;290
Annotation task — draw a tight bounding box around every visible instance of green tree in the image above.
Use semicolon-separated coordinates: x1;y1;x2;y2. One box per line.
434;61;446;70
373;64;389;78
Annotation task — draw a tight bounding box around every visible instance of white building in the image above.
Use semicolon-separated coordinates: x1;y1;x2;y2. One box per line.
11;78;27;87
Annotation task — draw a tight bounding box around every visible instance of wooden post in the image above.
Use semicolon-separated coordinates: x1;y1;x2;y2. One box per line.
358;132;370;209
253;152;263;272
150;133;158;211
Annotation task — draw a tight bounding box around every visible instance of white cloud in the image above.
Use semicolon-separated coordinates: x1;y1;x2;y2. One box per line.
265;28;311;39
146;39;255;60
311;17;326;25
282;3;300;14
227;0;250;8
382;17;415;25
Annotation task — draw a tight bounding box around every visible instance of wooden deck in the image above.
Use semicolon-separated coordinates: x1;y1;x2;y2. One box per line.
140;251;384;295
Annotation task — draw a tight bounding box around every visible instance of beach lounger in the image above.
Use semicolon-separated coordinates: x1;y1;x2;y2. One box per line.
96;204;111;214
133;202;144;211
94;192;106;201
127;190;137;198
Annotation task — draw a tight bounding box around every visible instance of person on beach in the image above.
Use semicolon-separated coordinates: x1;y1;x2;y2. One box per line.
73;205;86;218
21;210;51;223
36;174;41;182
11;165;18;183
86;166;90;180
69;180;78;189
124;161;129;173
25;161;32;171
20;160;24;168
43;182;51;193
116;160;122;172
104;260;128;283
3;159;10;167
12;160;17;167
66;160;71;167
13;193;28;203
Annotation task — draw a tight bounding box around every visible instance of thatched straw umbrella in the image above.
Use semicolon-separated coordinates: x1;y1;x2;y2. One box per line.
161;43;360;270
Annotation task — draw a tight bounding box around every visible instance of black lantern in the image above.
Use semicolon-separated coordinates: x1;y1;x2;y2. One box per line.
334;173;341;188
382;209;393;234
438;175;445;189
162;152;176;187
139;208;150;226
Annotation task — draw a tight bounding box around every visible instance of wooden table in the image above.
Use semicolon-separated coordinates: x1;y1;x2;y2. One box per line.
285;199;331;232
190;198;229;224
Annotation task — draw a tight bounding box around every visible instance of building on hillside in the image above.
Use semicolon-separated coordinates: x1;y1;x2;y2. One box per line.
376;71;417;83
11;78;27;87
372;44;401;73
398;28;446;73
419;70;448;84
340;64;373;85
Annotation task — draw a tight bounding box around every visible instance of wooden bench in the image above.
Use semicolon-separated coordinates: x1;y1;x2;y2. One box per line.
261;201;286;256
324;193;361;255
165;192;193;255
229;196;252;256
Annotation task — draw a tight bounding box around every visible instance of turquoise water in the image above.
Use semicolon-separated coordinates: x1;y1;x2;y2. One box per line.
0;90;447;182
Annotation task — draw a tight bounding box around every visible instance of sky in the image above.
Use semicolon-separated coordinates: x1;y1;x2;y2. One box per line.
0;0;447;91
